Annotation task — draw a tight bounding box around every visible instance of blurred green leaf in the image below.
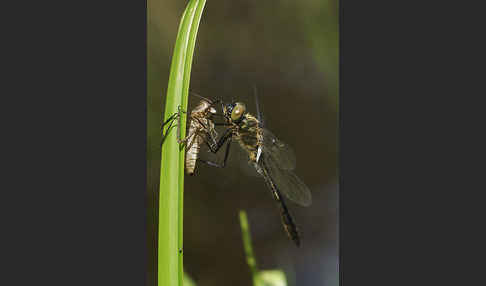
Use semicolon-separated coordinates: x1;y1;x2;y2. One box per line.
257;270;288;286
183;272;197;286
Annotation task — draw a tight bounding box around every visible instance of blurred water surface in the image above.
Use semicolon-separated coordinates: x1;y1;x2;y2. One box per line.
148;1;338;285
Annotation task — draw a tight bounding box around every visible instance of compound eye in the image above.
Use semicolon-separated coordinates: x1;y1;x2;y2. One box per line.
231;103;246;121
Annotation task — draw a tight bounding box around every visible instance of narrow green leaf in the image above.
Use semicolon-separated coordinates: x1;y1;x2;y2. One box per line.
159;1;207;286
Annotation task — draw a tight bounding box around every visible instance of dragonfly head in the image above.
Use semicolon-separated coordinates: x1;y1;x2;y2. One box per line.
224;102;246;123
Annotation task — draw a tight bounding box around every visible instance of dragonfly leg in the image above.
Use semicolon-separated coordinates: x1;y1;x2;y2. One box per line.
161;106;188;146
192;117;218;149
160;112;178;135
203;130;218;149
197;137;232;168
160;115;178;147
207;128;233;154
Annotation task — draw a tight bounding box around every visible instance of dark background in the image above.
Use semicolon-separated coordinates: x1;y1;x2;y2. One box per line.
148;1;338;285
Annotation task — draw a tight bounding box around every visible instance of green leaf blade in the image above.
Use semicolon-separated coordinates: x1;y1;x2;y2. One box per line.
158;1;207;286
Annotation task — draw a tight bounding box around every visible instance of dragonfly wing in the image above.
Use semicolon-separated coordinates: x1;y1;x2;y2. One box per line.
262;153;312;207
262;128;296;170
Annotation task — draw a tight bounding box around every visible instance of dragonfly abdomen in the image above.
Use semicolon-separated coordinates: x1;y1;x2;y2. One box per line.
278;200;301;247
259;160;301;247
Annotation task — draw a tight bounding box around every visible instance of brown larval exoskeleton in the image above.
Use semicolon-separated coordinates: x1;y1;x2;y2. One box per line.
180;99;218;175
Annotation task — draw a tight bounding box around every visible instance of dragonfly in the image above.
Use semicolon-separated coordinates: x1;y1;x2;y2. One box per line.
207;91;312;247
161;93;224;175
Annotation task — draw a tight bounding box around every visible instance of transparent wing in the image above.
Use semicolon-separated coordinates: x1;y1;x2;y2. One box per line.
262;153;312;207
262;129;296;170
